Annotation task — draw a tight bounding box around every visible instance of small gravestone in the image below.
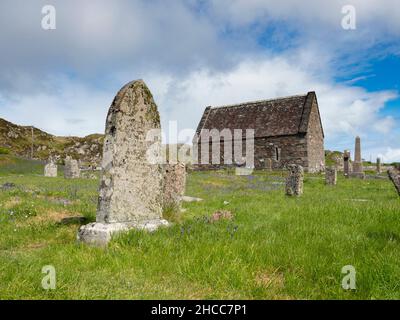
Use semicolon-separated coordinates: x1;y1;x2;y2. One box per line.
64;157;80;179
350;136;365;179
377;158;382;174
387;169;400;196
325;167;337;186
44;158;57;177
77;80;168;246
343;150;350;177
285;164;304;196
265;158;272;171
163;162;186;210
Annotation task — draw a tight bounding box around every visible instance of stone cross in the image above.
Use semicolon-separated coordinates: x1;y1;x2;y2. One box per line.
350;136;365;179
387;169;400;196
64;158;80;179
285;164;304;196
78;80;168;246
343;150;351;177
325;167;337;186
163;162;186;210
44;157;57;177
377;157;382;174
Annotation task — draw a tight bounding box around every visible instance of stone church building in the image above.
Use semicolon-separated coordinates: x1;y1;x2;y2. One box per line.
193;91;325;172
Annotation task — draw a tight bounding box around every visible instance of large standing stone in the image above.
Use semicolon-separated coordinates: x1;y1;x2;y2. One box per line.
64;158;80;179
163;162;186;210
77;80;168;246
285;164;304;196
44;158;57;177
350;136;365;179
388;169;400;196
376;158;382;174
325;167;337;186
343;150;351;177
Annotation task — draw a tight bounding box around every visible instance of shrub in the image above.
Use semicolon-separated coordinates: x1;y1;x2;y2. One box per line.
0;147;10;155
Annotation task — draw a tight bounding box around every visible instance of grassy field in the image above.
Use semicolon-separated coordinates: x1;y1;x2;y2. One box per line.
0;155;399;300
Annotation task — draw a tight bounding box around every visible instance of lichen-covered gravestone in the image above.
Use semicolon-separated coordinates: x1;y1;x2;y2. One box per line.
387;169;400;196
64;158;80;179
325;167;337;186
77;80;168;246
44;158;57;177
163;162;186;210
285;164;304;196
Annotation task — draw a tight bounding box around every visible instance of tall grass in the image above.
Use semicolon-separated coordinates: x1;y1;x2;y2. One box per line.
0;164;399;299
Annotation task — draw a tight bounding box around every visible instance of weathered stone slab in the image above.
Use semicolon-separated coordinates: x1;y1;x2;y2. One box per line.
44;161;57;177
388;169;400;196
285;164;304;196
163;162;186;210
181;196;203;202
77;220;169;246
235;167;254;176
64;158;80;179
325;167;337;186
78;80;168;246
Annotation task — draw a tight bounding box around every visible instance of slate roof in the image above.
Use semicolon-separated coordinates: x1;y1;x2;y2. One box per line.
195;91;322;140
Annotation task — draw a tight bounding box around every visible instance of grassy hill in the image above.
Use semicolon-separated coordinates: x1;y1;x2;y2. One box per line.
0;118;191;166
0;118;104;166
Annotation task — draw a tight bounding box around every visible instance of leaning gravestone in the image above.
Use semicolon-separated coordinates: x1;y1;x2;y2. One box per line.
77;80;168;246
44;158;57;177
64;158;80;179
325;167;337;186
285;164;304;196
387;169;400;196
163;162;186;210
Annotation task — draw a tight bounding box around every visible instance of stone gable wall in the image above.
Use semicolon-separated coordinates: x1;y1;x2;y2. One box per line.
306;98;325;173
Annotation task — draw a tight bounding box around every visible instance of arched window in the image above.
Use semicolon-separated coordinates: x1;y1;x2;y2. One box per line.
275;147;280;161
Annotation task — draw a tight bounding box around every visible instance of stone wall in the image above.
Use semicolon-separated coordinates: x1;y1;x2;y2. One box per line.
388;169;400;196
194;134;310;171
306;98;325;173
163;163;186;209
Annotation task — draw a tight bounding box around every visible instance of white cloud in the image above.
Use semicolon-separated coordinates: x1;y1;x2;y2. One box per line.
378;148;400;163
0;78;113;136
147;57;397;140
0;0;398;161
207;0;400;33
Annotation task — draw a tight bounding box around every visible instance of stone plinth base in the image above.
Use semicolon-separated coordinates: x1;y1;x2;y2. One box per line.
77;219;169;246
349;172;365;179
235;167;254;176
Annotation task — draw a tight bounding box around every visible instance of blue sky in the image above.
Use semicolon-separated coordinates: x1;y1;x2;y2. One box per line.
0;0;399;162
